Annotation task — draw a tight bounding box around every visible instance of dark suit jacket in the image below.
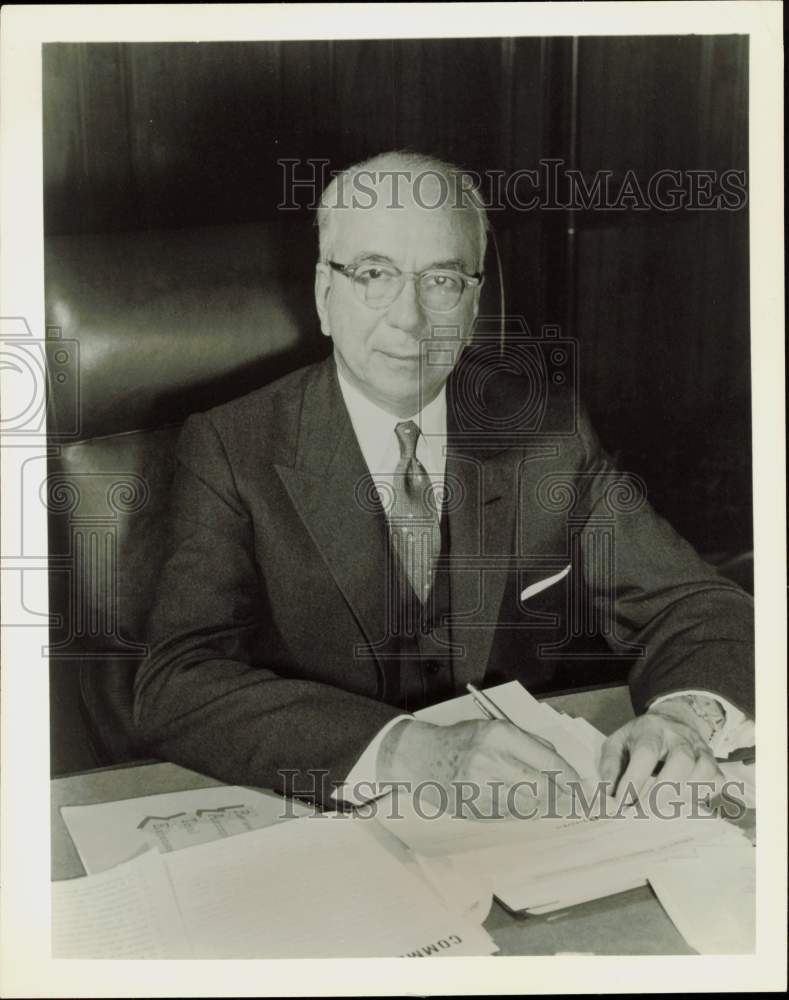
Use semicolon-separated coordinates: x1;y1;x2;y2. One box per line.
133;351;754;803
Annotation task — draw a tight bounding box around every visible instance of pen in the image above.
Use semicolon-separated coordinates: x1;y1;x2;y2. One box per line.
466;683;556;751
717;747;756;765
466;682;512;723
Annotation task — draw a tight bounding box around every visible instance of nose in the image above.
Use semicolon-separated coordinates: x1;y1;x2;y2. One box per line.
384;275;425;336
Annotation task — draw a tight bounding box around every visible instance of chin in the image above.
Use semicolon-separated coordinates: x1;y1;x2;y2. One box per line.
368;380;417;413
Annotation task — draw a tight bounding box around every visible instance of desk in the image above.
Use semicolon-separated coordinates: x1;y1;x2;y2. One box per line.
51;685;695;956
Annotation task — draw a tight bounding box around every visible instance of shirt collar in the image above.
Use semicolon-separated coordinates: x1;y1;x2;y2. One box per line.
335;358;447;471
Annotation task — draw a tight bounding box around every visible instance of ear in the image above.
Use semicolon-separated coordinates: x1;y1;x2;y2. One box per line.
471;283;482;323
314;263;333;338
461;282;482;347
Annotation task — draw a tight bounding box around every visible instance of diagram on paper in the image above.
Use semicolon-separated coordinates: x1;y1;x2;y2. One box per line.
137;804;258;852
61;786;316;874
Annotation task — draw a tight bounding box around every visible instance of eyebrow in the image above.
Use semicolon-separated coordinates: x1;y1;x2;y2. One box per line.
349;252;472;271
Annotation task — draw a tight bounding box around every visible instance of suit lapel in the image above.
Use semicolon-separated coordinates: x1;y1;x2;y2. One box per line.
275;357;521;693
445;373;518;690
275;361;392;670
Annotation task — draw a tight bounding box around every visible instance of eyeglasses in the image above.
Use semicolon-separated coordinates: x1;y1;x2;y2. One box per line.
327;258;483;313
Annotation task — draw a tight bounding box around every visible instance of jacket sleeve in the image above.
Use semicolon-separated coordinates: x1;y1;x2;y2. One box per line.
133;412;402;806
572;409;754;718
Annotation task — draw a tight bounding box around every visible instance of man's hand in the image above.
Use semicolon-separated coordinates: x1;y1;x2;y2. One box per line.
376;718;581;819
600;702;723;805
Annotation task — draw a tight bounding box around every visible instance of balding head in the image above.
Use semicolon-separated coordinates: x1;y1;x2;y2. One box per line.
313;150;486;418
317;150;489;271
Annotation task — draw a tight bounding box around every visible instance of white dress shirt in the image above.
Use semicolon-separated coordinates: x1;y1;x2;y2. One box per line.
329;362;753;805
329;364;444;805
336;362;448;503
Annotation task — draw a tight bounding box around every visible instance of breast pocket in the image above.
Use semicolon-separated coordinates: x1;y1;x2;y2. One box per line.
519;563;572;603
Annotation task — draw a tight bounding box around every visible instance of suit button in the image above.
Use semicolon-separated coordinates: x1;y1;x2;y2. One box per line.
425;660;442;676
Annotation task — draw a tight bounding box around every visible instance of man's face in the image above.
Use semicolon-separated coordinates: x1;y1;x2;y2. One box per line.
314;184;481;417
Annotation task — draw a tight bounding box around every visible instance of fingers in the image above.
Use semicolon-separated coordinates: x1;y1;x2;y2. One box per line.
504;775;575;820
462;719;581;783
498;739;580;805
524;731;559;752
517;735;581;791
452;720;581;816
640;748;723;815
603;714;707;804
471;763;575;820
455;712;726;819
637;745;694;812
653;743;698;785
500;728;580;814
443;766;571;819
614;739;662;804
611;714;724;810
634;745;693;810
599;728;627;788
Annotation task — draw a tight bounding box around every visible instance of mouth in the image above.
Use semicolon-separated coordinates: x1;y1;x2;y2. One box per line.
379;349;421;363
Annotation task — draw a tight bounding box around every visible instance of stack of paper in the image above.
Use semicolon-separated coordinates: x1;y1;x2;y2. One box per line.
52;851;191;959
443;812;751;916
647;842;755;954
372;680;756;950
375;796;752;916
53;815;498;959
61;785;316;875
60;783;493;929
55;680;755;957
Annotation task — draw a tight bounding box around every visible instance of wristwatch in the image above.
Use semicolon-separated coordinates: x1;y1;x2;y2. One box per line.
675;693;727;743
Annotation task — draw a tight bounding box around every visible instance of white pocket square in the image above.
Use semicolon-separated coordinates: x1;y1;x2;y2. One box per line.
520;564;572;601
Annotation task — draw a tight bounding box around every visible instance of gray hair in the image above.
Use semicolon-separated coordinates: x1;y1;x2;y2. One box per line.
317;150;489;270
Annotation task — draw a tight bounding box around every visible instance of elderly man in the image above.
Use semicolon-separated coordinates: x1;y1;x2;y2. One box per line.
134;150;754;814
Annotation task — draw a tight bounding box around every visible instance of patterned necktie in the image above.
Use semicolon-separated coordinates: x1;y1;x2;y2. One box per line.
389;420;441;603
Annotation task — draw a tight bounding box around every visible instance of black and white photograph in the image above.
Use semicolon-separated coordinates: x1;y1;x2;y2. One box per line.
0;3;785;996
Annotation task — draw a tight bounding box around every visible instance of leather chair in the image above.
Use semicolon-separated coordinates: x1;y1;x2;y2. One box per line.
46;220;329;775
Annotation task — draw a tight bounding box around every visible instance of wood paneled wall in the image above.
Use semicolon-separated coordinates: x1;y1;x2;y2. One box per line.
42;36;751;556
572;37;750;553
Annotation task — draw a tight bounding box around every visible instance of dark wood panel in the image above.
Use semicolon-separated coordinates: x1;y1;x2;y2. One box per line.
43;39;549;235
576;210;751;553
577;35;748;174
42;36;751;559
568;36;750;555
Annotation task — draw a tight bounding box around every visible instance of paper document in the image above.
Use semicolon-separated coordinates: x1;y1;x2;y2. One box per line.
458;814;749;914
376;680;755;935
61;784;315;874
52;850;190;958
163;814;496;958
648;843;755;953
412;853;495;924
53;815;497;959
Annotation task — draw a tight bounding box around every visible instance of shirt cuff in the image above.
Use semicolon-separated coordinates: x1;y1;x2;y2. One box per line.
651;690;754;757
330;715;413;806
